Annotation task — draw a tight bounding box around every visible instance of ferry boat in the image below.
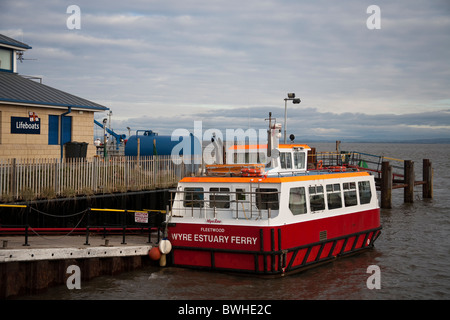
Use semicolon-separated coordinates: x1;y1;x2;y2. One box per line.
164;114;381;276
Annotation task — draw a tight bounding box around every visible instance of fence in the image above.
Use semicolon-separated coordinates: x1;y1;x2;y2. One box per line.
0;156;191;202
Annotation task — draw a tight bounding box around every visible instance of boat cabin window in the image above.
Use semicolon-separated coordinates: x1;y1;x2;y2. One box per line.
358;181;372;204
343;182;357;207
289;187;307;215
236;188;246;201
326;183;342;210
210;187;230;209
309;185;325;212
293;151;306;170
184;187;204;208
280;152;292;169
255;188;279;210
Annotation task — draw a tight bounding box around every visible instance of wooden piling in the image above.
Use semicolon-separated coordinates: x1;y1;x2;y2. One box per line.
404;160;415;203
423;159;433;199
381;161;392;209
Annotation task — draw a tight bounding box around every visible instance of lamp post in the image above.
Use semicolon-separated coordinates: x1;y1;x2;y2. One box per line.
103;118;108;158
284;93;301;143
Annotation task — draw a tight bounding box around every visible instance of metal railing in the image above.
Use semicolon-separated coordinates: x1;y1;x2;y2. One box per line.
0;204;166;246
170;189;280;221
310;151;404;179
0;156;189;202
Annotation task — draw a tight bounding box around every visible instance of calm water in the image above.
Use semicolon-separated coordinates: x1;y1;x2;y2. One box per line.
17;143;450;300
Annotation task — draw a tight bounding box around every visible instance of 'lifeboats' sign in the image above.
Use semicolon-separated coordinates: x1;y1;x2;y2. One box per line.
11;113;40;134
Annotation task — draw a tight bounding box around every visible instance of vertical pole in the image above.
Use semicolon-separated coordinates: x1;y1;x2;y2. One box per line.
10;158;17;200
84;208;90;245
284;99;287;144
23;205;30;246
122;210;127;244
423;159;433;199
381;161;392;209
404;160;414;203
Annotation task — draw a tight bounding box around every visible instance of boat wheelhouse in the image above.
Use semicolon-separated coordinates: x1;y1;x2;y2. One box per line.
164;115;381;276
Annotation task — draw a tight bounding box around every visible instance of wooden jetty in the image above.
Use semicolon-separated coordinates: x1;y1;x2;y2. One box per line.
0;204;167;299
380;158;433;209
0;234;156;299
311;144;433;209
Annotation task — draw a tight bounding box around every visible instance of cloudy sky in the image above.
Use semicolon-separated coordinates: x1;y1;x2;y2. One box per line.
1;0;450;142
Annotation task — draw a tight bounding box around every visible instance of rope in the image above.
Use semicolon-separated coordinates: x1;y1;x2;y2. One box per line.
30;207;89;218
28;211;87;240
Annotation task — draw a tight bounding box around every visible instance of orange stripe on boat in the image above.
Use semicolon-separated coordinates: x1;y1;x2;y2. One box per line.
180;171;370;184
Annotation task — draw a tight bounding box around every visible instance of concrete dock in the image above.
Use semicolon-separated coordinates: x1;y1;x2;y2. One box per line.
0;234;155;299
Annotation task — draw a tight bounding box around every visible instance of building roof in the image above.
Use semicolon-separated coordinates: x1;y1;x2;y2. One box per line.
0;34;32;50
0;72;108;111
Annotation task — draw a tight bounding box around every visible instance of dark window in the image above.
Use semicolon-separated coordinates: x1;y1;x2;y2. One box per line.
326;183;342;210
293;152;306;169
358;181;372;204
210;187;230;208
344;182;357;207
289;187;307;215
280;152;292;169
309;185;325;212
0;48;12;72
184;187;204;208
256;188;279;210
236;188;246;201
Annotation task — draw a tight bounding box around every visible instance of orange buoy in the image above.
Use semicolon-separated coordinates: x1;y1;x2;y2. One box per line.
148;247;161;261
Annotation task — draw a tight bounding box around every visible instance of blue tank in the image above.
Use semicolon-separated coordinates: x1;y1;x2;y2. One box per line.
124;130;202;157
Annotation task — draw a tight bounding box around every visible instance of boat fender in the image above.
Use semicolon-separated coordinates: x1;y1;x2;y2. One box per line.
148;247;161;261
159;238;172;254
159;254;167;267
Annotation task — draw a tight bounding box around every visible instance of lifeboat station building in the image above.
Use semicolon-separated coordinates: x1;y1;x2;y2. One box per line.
0;34;108;159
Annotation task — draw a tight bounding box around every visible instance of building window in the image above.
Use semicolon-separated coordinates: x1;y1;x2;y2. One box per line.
343;182;357;206
48;115;59;145
309;185;325;212
326;183;342;210
184;187;204;208
358;181;372;204
210;187;230;209
289;187;307;215
0;48;12;72
255;188;279;210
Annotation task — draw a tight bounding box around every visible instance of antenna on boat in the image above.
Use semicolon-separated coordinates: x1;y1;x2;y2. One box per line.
265;112;273;157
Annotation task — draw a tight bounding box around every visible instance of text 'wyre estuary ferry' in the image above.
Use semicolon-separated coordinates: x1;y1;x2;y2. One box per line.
164;113;382;276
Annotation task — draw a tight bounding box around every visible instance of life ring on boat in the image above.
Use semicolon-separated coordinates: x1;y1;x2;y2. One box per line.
317;160;323;170
241;168;263;176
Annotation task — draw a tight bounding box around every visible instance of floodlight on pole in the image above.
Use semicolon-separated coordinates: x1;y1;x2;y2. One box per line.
284;93;301;143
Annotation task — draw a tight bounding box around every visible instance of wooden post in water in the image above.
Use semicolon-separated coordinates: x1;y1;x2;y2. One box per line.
404;160;415;203
381;161;392;209
423;159;433;199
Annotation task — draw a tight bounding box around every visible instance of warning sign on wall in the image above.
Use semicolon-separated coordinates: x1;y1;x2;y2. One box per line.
134;211;148;223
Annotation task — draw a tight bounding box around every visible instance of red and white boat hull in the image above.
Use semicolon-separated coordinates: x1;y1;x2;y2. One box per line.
167;208;381;276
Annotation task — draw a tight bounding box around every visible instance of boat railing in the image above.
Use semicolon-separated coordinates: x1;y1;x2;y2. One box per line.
169;189;280;221
310;151;404;179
